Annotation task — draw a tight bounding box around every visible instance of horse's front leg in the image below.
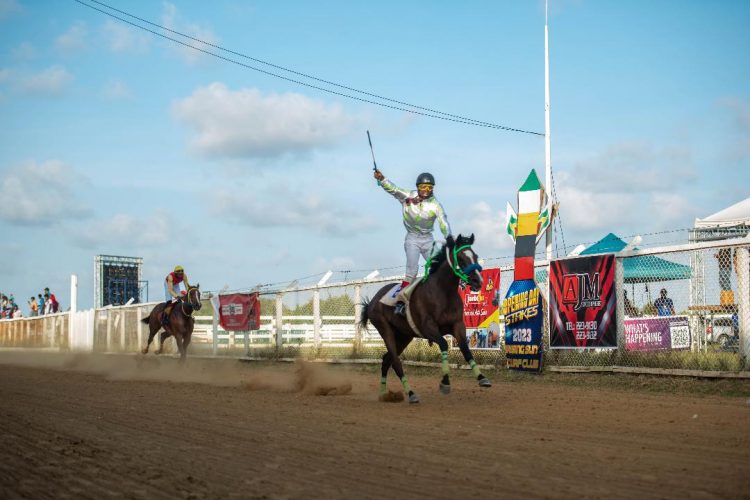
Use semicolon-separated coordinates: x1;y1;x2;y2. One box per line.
454;323;492;388
173;333;185;363
434;335;452;394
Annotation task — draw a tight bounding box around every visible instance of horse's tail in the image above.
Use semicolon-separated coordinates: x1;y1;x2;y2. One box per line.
141;307;154;324
358;298;371;331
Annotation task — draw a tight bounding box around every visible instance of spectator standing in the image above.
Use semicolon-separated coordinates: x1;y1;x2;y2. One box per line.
44;288;59;314
28;297;38;317
624;289;638;317
716;248;733;291
37;294;45;316
654;288;675;317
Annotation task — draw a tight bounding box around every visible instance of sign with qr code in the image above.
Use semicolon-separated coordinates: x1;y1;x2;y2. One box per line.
624;316;691;351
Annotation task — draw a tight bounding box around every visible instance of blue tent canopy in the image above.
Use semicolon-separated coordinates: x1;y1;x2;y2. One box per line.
580;233;691;283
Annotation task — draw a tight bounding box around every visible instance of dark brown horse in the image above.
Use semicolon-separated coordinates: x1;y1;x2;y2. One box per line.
141;285;202;362
360;234;491;403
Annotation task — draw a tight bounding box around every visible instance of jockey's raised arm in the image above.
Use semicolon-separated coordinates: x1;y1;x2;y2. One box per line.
373;170;452;316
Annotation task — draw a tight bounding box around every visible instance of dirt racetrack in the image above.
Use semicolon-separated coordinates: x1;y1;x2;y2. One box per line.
0;352;749;499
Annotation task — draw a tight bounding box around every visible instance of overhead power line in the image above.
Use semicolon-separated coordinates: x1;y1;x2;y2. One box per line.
74;0;544;136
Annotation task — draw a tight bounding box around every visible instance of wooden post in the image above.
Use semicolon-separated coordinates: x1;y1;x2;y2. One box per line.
106;311;112;352
354;284;362;351
120;310;126;351
275;294;283;350
137;306;143;350
313;289;321;347
212;299;219;356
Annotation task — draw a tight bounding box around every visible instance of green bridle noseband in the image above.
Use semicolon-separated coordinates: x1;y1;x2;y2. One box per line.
423;243;483;284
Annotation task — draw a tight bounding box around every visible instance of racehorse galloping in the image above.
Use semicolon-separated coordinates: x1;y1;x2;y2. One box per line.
360;234;491;403
141;285;202;362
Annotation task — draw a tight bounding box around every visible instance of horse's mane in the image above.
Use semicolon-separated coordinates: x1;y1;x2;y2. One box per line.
427;235;472;276
427;243;448;276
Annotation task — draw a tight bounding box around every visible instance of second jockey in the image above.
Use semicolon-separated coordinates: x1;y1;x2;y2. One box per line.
162;265;191;326
374;169;452;315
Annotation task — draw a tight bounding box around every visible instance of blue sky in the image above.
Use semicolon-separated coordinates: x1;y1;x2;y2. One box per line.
1;0;748;309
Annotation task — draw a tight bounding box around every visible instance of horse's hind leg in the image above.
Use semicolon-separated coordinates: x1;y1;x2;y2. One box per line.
142;321;159;354
379;351;393;396
457;338;491;387
155;330;170;355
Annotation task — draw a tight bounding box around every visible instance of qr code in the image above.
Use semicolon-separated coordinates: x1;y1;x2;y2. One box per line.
670;324;690;349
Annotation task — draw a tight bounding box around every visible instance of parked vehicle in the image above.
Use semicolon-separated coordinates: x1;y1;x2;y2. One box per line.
706;313;739;351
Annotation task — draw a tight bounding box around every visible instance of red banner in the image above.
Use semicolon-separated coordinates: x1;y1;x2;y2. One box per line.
459;268;501;328
218;293;261;331
549;254;617;348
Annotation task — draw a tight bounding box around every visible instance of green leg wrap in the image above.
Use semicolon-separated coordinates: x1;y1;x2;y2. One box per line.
379;376;387;395
469;359;482;378
441;351;450;376
400;376;412;393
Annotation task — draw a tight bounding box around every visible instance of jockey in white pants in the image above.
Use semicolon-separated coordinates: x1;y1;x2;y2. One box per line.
374;169;452;315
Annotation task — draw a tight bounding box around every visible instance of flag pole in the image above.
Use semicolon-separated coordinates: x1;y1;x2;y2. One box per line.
544;0;553;261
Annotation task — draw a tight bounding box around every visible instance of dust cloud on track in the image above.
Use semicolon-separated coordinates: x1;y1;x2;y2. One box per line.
0;352;748;499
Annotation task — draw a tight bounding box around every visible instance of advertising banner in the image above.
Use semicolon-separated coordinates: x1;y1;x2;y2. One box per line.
218;292;261;331
550;254;617;349
458;268;501;349
624;316;691;351
503;279;544;371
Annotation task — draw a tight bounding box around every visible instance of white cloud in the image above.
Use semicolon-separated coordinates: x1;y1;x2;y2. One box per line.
453;201;513;255
101;79;132;100
16;65;73;96
0;0;20;20
55;22;87;54
213;188;378;237
100;19;150;53
554;169;691;234
69;209;178;249
11;41;35;60
173;83;358;158
567;142;696;193
161;2;219;65
0;160;91;226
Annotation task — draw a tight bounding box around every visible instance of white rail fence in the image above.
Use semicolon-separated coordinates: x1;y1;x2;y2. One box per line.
1;237;749;372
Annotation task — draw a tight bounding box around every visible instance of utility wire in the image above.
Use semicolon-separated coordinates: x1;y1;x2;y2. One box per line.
74;0;544;136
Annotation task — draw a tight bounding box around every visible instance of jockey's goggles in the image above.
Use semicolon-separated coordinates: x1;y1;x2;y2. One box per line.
417;183;434;190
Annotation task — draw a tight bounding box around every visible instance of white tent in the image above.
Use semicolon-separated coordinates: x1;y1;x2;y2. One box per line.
695;197;750;229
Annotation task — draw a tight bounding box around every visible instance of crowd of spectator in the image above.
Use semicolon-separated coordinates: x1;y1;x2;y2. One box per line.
0;287;60;319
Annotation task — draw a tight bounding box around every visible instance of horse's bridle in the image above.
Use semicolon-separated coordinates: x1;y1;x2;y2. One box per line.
447;244;483;284
179;287;201;317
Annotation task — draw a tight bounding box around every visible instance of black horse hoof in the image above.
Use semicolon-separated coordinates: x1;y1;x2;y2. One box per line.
408;391;420;404
439;374;451;394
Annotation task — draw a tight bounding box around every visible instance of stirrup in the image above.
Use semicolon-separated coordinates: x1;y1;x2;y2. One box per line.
394;302;406;316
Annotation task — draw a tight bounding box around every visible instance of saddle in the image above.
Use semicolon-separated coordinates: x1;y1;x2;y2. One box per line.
378;281;424;338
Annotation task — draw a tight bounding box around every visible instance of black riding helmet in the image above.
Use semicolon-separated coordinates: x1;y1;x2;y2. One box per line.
415;172;435;186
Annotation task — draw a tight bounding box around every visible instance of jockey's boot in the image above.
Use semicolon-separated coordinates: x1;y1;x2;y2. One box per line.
161;302;172;326
394;301;406;316
394;280;410;316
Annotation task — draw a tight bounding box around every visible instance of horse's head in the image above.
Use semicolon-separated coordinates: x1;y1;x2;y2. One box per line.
447;233;483;292
186;284;202;311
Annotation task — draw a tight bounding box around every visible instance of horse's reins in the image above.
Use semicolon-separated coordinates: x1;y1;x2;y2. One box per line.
179;287;200;317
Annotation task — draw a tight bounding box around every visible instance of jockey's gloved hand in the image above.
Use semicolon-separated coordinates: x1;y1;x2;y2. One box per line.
373;169;384;181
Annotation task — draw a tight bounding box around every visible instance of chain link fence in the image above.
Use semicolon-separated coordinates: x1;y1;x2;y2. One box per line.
2;238;748;374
